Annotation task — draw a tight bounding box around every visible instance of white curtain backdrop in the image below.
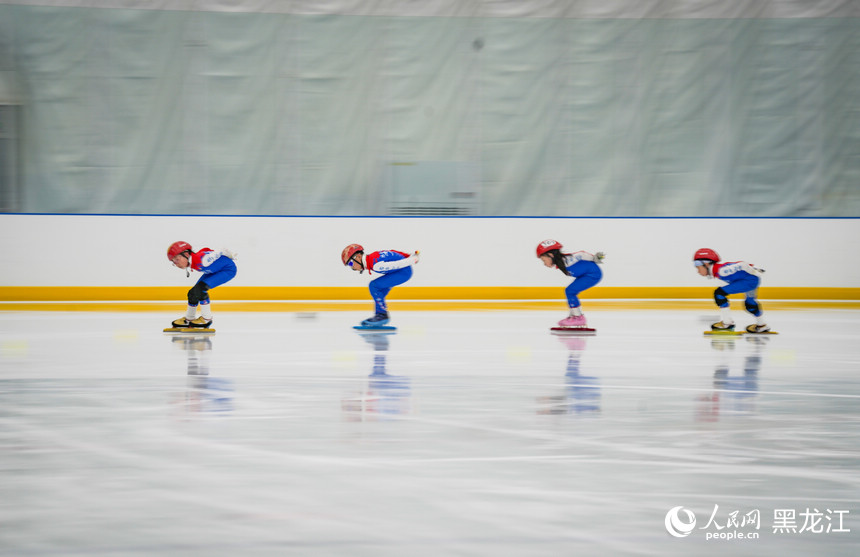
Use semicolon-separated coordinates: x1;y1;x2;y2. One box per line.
0;1;858;215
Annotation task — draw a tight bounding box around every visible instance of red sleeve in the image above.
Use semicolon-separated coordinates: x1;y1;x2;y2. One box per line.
190;248;212;271
365;251;380;274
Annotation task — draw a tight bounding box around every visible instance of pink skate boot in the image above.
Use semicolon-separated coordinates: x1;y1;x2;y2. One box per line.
558;315;587;328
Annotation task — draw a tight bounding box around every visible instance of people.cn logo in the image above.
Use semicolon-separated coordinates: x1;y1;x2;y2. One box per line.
665;506;697;537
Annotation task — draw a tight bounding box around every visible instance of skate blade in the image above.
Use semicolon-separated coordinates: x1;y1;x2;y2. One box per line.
551;327;596;335
354;328;396;335
704;330;743;336
164;327;215;334
353;325;396;331
746;330;779;335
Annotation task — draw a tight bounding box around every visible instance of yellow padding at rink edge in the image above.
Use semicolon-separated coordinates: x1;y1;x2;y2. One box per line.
0;286;858;312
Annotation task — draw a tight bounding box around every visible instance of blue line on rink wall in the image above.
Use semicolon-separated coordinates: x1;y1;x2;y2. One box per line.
3;213;859;220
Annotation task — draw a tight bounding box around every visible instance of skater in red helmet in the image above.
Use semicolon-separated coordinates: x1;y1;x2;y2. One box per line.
342;243;419;328
537;239;605;330
693;248;770;333
167;241;237;329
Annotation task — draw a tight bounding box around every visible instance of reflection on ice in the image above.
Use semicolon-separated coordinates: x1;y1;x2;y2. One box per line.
537;335;601;416
342;331;411;420
697;335;767;421
169;334;233;416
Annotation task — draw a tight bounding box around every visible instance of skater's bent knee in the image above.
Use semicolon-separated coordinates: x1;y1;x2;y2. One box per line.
188;282;210;305
744;298;761;316
713;287;729;307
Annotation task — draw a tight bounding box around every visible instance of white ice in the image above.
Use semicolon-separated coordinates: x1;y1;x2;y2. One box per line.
1;309;859;556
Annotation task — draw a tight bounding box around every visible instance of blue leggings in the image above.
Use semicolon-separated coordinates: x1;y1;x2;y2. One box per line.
714;276;762;316
369;267;412;314
191;262;237;306
564;261;603;308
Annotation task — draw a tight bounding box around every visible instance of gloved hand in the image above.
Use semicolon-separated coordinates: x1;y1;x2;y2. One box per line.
410;250;420;264
221;248;237;260
595;251;606;263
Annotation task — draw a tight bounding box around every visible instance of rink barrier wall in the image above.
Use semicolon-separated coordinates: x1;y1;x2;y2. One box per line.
3;216;859;302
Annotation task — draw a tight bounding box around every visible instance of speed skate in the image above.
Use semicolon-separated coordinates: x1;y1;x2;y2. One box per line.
703;329;744;336
164;326;215;334
165;316;215;334
551;326;596;336
704;329;778;336
353;325;396;331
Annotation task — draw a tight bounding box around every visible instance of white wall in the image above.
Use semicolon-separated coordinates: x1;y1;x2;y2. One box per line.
1;215;858;289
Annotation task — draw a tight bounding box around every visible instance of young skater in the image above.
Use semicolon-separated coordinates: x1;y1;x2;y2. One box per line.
341;244;419;327
167;241;237;328
693;248;770;333
537;239;605;328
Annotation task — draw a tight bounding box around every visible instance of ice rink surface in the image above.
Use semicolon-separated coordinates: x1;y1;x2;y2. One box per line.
1;308;859;556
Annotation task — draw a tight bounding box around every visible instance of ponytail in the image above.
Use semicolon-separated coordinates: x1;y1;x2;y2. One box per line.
547;250;570;276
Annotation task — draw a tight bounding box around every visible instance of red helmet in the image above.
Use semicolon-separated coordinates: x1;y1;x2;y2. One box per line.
167;241;192;261
341;243;364;265
693;248;720;263
536;239;563;257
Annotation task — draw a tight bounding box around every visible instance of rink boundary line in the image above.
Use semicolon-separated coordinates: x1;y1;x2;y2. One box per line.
1;299;859;311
